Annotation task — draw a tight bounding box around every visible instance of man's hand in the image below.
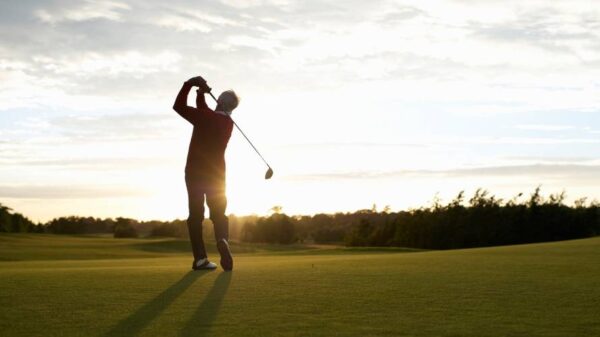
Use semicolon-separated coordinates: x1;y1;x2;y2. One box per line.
186;75;205;86
186;76;212;93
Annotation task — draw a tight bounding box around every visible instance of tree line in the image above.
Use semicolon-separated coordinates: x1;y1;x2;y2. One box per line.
341;188;600;249
2;188;599;249
0;204;39;233
0;204;245;239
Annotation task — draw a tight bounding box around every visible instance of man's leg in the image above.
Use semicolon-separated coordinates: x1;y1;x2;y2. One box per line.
206;183;232;270
206;185;229;242
185;176;207;263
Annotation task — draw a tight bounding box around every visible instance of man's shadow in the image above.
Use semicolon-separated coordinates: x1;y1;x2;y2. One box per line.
103;271;205;337
179;272;232;337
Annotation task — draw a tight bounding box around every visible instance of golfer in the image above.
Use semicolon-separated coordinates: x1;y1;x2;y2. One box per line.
173;75;239;271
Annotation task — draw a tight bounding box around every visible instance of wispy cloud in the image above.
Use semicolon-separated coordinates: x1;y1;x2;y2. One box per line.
0;157;173;170
0;184;147;199
504;156;597;164
38;51;182;78
279;142;428;150
35;1;130;24
287;164;600;181
0;112;179;144
434;136;600;146
515;124;576;131
153;8;241;32
50;113;178;142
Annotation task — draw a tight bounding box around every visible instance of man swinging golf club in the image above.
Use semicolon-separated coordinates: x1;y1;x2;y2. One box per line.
173;75;238;271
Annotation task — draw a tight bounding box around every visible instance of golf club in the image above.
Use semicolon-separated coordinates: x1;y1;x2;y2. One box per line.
208;91;274;180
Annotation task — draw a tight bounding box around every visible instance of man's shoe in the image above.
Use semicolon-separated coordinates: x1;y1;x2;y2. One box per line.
192;258;217;270
217;239;233;271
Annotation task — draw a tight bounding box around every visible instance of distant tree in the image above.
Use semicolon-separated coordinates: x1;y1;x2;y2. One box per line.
241;221;256;242
113;217;138;238
45;216;112;234
277;215;295;244
345;219;373;246
0;203;36;233
574;197;588;208
0;204;12;232
242;213;295;244
149;220;187;238
528;186;543;208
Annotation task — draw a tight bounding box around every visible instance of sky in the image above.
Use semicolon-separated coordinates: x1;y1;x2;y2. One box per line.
1;0;600;222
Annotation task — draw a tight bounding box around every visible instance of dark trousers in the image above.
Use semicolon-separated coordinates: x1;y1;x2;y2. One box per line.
185;174;229;261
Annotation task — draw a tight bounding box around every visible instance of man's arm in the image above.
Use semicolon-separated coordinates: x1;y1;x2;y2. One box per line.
173;82;209;125
196;89;209;110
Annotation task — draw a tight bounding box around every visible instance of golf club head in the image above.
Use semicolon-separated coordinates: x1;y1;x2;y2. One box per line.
265;168;274;180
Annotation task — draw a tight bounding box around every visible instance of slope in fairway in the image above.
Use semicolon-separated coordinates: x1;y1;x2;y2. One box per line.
1;235;599;337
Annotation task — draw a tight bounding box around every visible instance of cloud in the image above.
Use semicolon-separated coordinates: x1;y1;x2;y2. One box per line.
378;5;427;24
3;0;600;99
0;184;147;199
503;156;597;164
492;137;600;145
48;112;179;141
287;164;600;181
156;14;212;33
0;112;179;144
472;7;598;44
515;124;576;131
0;112;183;176
433;136;600;146
0;157;173;170
48;51;182;78
219;0;294;9
439;164;600;178
153;8;241;32
280;142;428;149
35;1;130;24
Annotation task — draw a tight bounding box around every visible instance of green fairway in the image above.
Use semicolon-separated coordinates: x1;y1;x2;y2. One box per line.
1;235;599;337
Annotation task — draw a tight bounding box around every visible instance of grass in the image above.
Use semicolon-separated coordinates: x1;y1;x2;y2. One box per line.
0;234;418;261
0;234;599;336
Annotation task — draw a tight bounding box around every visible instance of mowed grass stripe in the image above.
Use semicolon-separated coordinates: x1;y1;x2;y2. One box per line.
0;234;415;262
0;236;599;336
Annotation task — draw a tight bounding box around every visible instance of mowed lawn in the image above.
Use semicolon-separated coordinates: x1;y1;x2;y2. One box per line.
0;235;599;337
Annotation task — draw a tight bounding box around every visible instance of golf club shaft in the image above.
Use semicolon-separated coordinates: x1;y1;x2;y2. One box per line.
209;92;272;169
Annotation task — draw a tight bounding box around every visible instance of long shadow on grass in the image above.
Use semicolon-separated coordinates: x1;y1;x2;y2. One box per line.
180;272;232;337
103;271;206;337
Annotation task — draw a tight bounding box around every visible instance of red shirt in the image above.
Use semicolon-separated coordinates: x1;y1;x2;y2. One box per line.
173;83;234;182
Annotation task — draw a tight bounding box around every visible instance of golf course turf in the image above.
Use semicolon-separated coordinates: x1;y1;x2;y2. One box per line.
1;234;599;336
